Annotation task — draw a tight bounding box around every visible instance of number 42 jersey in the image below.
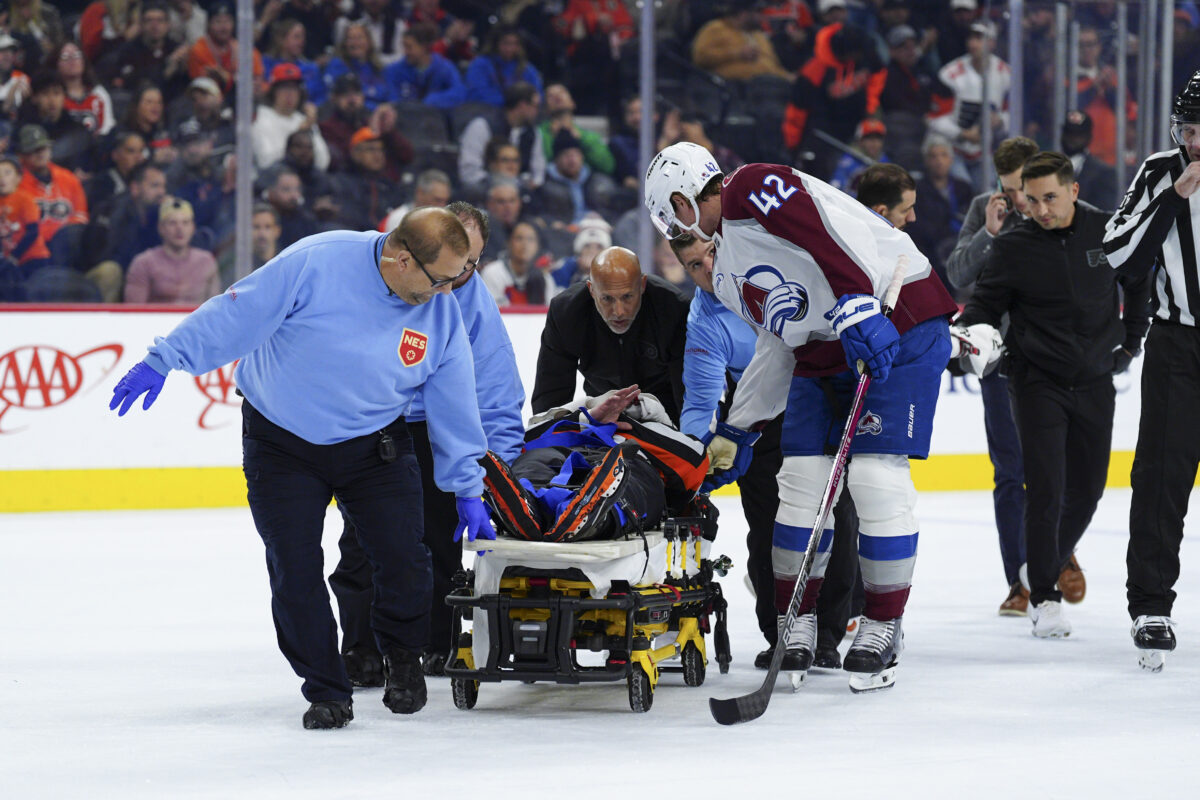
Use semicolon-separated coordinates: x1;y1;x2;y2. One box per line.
711;163;957;378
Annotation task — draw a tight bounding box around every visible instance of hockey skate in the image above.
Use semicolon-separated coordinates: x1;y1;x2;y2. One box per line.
1132;616;1176;673
778;612;817;690
1030;599;1071;638
844;616;902;693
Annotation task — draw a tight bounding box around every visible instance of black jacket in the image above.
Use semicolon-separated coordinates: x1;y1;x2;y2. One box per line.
532;275;691;423
958;201;1152;387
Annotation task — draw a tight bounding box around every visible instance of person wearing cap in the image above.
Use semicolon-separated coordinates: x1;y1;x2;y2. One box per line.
17;124;87;257
261;18;325;107
0;153;51;274
551;217;610;287
122;196;218;304
937;0;980;65
879;24;938;117
1104;70;1200;669
252;62;330;172
16;72;95;174
100;0;190;97
108;207;492;729
784;23;886;180
1062;110;1118;211
829;118;888;192
332;127;406;229
384;21;466;110
186;3;263;96
532;245;691;423
928;19;1011;189
165;120;218;194
0;32;31;117
174;77;234;151
54;41;116;137
542;127;619;225
815;0;848;26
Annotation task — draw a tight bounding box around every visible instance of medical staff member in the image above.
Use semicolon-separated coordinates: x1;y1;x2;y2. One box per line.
108;207;495;730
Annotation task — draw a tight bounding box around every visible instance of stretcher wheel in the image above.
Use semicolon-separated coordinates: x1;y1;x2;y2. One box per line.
627;664;654;713
450;661;478;710
681;642;706;687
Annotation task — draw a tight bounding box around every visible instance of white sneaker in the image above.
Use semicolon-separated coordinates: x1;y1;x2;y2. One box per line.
1030;599;1071;638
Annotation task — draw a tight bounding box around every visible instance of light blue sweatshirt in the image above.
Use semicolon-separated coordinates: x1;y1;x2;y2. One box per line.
405;270;525;463
680;286;759;440
144;229;487;497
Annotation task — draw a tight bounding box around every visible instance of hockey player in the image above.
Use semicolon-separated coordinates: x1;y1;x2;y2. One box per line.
108;208;496;728
1104;70;1200;671
645;142;958;691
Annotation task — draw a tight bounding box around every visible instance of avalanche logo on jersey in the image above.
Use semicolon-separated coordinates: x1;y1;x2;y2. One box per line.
735;265;809;336
856;410;883;436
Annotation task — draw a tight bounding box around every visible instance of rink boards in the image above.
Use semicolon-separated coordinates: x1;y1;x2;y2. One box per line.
0;307;1152;512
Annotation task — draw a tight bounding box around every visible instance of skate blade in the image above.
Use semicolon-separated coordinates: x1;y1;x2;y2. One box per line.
786;670;807;692
1138;650;1166;673
848;666;896;694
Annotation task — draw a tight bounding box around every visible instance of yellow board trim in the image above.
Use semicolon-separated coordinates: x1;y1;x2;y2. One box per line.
0;451;1174;513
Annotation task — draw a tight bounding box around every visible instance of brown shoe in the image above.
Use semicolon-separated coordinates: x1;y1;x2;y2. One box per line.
998;582;1029;616
1059;555;1086;604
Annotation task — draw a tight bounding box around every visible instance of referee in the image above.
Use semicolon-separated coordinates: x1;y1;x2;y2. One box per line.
1104;71;1200;670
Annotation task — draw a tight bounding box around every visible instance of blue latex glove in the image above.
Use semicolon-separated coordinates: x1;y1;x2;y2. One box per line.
109;361;167;416
453;496;497;543
825;294;900;382
700;422;760;490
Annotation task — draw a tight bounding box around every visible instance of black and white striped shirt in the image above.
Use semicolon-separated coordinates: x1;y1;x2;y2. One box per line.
1104;146;1200;326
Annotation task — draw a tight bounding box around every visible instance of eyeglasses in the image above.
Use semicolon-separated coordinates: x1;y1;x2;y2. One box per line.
385;239;470;288
59;50;83;61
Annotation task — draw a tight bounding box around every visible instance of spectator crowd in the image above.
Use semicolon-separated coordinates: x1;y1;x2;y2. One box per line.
0;0;1195;304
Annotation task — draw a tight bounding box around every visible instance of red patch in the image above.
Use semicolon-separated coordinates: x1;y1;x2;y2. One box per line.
398;328;428;367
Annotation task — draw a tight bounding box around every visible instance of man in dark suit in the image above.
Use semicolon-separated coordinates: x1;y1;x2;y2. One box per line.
1062;110;1118;211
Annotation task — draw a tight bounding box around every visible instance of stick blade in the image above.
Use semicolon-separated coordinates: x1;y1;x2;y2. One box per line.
709;691;768;725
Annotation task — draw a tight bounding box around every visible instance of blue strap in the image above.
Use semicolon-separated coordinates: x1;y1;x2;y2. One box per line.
523;416;619;452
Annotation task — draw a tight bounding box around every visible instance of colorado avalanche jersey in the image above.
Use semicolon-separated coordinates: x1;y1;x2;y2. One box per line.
712;163;957;429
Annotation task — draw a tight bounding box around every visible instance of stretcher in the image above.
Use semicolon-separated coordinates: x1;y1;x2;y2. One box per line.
444;516;731;712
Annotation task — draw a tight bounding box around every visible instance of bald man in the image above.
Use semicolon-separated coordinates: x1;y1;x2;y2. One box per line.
532;246;692;423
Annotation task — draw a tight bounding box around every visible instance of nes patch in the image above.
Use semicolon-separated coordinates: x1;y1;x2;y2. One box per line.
398;328;429;367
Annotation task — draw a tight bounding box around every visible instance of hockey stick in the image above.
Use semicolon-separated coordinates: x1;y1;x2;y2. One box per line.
709;257;909;726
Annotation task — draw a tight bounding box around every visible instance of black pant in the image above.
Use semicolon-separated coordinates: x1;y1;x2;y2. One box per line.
330;421;461;658
981;370;1027;586
1009;369;1114;605
818;496;862;650
738;416;783;645
242;402;428;703
1128;323;1200;618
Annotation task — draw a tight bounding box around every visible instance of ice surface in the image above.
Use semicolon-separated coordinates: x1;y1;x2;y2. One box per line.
2;490;1198;798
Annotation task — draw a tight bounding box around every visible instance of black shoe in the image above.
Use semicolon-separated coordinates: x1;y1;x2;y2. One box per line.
547;443;634;542
481;450;542;540
421;650;447;677
780;648;812;672
754;645;775;669
342;647;384;687
383;649;428;714
302;699;353;729
812;645;842;670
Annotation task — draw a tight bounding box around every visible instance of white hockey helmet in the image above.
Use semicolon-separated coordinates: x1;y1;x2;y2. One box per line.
644;141;723;241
